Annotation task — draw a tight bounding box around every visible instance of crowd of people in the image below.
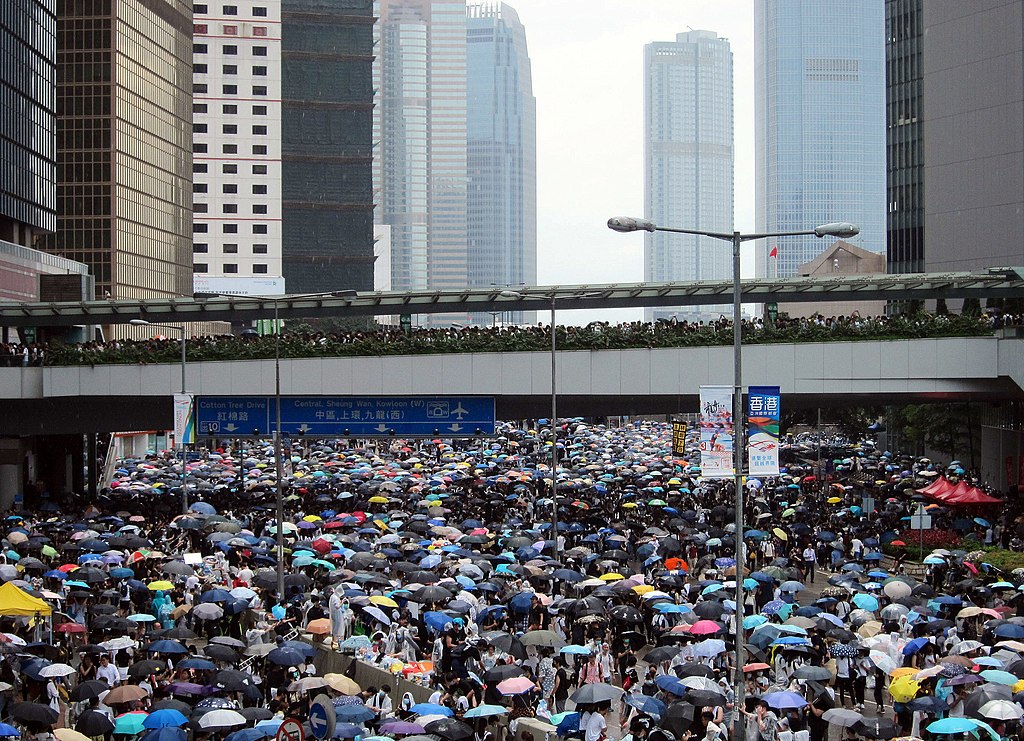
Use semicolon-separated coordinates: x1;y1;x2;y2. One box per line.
0;420;1022;741
6;308;1016;367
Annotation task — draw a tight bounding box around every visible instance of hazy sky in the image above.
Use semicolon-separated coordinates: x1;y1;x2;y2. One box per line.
508;0;756;323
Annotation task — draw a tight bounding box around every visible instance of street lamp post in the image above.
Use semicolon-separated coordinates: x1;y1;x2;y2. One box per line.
196;290;357;602
129;319;189;514
607;216;858;738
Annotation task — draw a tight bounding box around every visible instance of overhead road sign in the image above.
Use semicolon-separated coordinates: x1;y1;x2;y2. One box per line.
196;396;496;437
4;271;1024;326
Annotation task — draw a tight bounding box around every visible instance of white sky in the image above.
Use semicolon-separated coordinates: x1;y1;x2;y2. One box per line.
509;0;756;324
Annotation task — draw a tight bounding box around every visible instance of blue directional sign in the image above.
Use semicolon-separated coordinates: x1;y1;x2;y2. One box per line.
195;396;496;437
308;695;334;741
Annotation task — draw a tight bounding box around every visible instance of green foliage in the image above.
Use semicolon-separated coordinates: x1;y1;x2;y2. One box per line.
887;403;975;460
781;406;885;439
42;312;999;367
962;297;982;316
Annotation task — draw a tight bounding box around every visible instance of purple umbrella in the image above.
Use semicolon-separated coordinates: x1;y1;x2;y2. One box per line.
380;721;426;735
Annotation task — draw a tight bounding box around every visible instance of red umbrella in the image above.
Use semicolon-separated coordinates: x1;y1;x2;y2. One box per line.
689;620;722;636
55;623;86;634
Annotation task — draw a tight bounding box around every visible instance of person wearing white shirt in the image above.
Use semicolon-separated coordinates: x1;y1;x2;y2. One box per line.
584;707;607;741
802;546;816;581
96;655;119;687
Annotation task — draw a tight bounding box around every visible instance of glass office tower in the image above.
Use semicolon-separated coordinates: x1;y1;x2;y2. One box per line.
644;30;733;322
755;0;885;277
466;2;535;325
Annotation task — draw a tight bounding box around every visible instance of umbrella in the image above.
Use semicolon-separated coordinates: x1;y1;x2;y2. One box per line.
267;647;306;667
379;722;426;735
496;677;535;696
198;710;247;730
761;691;808;710
822;709;863;727
114;712;149;735
423;719;473;741
409;704;453;717
0;724;18;738
519;630;565;648
141;730;187;741
624;694;667;718
569;684;623;704
142;710;189;729
11;703;58;726
70;680;110;702
76;711;116;736
106;685;150;705
927;717;981;734
53;731;91;741
462;705;508;719
979;699;1023;721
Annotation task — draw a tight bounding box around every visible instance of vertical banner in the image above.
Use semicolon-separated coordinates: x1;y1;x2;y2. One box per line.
173;394;195;445
747;385;781;476
699;385;734;479
671;421;687;456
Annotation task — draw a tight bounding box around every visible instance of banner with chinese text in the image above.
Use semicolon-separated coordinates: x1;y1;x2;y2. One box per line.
747;385;781;476
699;385;734;479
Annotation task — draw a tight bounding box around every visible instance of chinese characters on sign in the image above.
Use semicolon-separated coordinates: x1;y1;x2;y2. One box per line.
747;386;781;476
698;385;734;479
671;421;687;456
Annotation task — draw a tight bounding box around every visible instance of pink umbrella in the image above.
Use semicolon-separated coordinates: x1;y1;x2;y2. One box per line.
497;677;536;695
689;620;722;635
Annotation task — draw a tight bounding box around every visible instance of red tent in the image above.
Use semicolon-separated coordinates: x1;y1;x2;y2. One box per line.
917;477;1002;506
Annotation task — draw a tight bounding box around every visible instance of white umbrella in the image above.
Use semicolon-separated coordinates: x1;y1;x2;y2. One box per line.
679;676;720;692
822;708;864;727
869;650;897;675
952;640;985;655
100;636;136;651
979;699;1023;721
198;710;246;729
229;587;256;600
192;603;224;621
39;663;76;678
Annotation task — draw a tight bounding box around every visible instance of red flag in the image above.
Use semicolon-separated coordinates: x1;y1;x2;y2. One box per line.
768;246;778;258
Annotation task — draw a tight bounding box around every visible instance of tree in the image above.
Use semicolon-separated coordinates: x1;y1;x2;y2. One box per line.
935;298;949;316
887;403;977;465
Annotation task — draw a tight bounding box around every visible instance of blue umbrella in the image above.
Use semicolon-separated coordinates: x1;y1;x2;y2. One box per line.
761;691;808;709
0;723;20;737
146;640;188;655
554;713;580;737
560;645;591;655
927;717;980;734
624;694;667;717
995;624;1024;639
654;675;687;696
141;729;188;741
336;705;376;723
143;710;189;729
225;730;270;741
178;658;217;671
902;637;930;656
335;725;366;739
463;705;508;719
852;594;879;611
410;704;453;717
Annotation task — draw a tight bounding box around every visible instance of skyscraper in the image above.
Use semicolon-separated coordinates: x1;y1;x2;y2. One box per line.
644;30;733;323
466;2;535;324
885;0;924;275
921;2;1024;273
374;0;468;321
1;0;56;245
754;0;886;277
46;0;193;300
281;0;375;294
192;0;285;296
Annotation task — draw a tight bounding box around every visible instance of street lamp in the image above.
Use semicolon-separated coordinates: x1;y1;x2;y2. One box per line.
129;319;189;514
500;289;602;558
195;290;357;601
607;216;858;738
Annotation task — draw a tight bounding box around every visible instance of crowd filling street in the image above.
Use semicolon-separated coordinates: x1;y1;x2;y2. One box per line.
0;420;1022;741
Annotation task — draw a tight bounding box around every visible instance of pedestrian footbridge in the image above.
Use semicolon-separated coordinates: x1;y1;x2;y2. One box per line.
0;335;1022;434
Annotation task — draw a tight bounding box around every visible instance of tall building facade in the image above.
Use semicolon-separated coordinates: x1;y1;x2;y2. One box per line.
754;0;886;278
374;0;468;321
192;0;284;295
46;0;193;300
466;3;535;324
0;0;57;245
885;0;924;275
644;30;733;323
281;0;375;294
922;1;1024;272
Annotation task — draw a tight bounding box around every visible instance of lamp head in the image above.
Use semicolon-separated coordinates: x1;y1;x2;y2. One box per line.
607;217;656;233
128;319;149;326
814;222;859;239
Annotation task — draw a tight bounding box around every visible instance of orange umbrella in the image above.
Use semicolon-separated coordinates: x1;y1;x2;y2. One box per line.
305;618;331;635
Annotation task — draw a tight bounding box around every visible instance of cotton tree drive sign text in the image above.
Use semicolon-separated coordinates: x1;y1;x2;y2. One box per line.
196;396;496;437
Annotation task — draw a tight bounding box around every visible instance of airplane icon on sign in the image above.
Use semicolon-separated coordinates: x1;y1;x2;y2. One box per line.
452;403;469;419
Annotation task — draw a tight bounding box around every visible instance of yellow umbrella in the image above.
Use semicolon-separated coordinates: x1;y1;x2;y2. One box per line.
370;595;399;608
888;675;921;703
890;666;918;678
622;502;638;509
427;500;443;507
55;730;93;741
773;528;788;541
827;496;843;504
1013;679;1024;694
147;580;174;591
303;515;323;522
600;573;624;581
368;496;389;504
632;585;655;595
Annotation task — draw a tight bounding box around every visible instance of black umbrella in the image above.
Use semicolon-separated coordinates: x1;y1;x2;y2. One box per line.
12;702;58;726
128;660;165;678
483;665;523;682
165;626;199;640
570;684;623;704
408;586;452;603
150;699;194;715
644;645;681;664
240;707;274;722
608;605;643;624
851;718;899;740
675;664;714;679
203;643;239;662
659;703;695;737
484;633;527;661
76;710;116;735
424;719;474;741
69;680;110;702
